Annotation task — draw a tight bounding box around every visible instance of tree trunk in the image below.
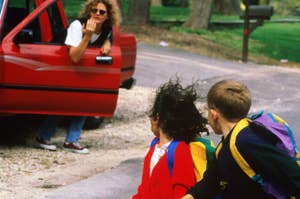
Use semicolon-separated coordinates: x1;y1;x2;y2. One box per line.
117;0;124;21
184;0;213;29
214;0;241;15
151;0;161;6
127;0;151;24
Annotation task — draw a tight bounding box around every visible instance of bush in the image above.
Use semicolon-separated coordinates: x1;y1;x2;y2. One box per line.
272;0;300;16
162;0;189;7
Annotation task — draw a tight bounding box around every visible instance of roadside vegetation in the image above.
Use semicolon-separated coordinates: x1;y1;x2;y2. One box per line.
64;1;300;67
150;5;300;65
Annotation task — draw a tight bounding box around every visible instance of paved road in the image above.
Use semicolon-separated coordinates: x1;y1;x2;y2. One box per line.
42;43;300;199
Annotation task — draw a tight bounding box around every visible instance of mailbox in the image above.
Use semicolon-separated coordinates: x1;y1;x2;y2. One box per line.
248;5;273;19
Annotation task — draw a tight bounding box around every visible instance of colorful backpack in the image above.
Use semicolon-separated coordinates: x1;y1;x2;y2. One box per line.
150;136;215;182
216;111;300;199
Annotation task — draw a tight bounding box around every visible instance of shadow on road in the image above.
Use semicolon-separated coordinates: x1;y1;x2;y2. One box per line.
0;115;46;146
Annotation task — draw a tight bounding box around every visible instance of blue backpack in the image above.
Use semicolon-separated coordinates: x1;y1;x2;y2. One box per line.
216;111;300;199
150;136;215;182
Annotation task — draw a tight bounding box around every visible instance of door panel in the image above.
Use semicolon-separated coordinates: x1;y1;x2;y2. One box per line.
119;33;137;83
0;0;121;116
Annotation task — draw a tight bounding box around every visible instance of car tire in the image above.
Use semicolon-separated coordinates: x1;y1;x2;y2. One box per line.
83;116;104;130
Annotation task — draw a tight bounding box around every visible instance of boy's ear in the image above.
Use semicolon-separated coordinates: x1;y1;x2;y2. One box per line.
209;108;218;120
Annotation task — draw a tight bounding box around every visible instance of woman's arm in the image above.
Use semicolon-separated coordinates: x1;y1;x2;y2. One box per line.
66;19;96;63
69;33;91;63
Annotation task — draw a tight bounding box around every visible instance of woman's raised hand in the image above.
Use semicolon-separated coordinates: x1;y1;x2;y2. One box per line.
82;19;97;36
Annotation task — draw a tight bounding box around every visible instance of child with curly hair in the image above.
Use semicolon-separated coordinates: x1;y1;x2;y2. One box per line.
131;78;208;199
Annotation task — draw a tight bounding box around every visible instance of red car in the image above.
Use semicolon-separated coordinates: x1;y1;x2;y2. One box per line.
0;0;136;126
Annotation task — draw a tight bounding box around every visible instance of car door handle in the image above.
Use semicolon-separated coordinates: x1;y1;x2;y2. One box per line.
96;56;113;65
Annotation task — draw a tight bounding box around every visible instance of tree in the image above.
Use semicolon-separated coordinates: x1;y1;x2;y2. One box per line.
260;0;271;4
214;0;241;15
184;0;213;29
127;0;151;24
151;0;161;6
117;0;124;21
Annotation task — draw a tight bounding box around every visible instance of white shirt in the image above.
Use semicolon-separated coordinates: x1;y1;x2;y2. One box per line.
64;20;101;47
149;141;172;175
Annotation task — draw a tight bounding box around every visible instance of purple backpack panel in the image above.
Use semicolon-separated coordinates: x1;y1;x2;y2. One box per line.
249;111;299;199
252;112;297;157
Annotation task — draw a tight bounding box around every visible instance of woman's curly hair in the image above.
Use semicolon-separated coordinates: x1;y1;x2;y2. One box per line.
80;0;120;26
149;78;208;143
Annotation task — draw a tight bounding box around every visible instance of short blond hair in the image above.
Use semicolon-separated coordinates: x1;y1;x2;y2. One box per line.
207;79;251;121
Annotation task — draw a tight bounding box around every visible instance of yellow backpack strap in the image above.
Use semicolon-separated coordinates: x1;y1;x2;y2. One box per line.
216;118;257;179
190;141;207;181
296;153;300;166
215;142;223;158
230;118;257;179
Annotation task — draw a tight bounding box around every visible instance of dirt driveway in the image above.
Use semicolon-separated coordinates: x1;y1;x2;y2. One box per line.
0;86;155;199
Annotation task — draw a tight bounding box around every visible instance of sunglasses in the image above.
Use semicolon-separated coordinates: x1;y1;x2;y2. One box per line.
90;8;107;15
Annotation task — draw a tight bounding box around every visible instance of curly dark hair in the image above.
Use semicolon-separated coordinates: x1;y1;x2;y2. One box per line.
80;0;120;26
149;78;208;143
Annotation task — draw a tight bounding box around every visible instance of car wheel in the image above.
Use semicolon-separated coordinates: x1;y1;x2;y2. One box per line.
83;116;104;130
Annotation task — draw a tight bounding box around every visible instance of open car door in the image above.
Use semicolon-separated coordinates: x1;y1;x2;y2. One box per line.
0;0;121;117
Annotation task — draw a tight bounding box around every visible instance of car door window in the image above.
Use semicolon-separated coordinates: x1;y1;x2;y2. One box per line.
0;0;4;13
2;0;39;41
13;13;41;43
47;2;66;44
12;2;66;44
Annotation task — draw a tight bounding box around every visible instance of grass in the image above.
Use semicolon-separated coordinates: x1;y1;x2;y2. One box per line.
151;6;190;21
171;22;300;63
251;23;300;62
149;6;300;63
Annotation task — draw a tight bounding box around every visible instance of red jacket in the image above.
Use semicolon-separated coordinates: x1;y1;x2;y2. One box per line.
132;141;196;199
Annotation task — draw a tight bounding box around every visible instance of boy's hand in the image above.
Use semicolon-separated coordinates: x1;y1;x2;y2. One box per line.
181;194;195;199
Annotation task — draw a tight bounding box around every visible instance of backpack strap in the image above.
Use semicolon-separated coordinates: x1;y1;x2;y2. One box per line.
150;137;160;148
216;118;261;183
230;118;258;180
149;138;180;176
167;140;180;176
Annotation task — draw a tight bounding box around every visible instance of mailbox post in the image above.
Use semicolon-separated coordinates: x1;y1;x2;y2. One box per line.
242;0;273;62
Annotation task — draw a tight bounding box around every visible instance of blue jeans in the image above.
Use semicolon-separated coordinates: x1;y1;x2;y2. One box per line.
39;115;86;143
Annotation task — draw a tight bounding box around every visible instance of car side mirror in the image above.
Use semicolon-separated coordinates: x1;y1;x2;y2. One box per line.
95;56;113;65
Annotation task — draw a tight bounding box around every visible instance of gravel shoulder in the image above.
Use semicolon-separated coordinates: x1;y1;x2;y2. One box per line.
0;86;155;199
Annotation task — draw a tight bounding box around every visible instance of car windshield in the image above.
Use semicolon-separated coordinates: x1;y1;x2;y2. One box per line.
0;0;4;19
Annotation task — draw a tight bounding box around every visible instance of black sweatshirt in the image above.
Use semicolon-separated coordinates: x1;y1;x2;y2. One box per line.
187;124;300;199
